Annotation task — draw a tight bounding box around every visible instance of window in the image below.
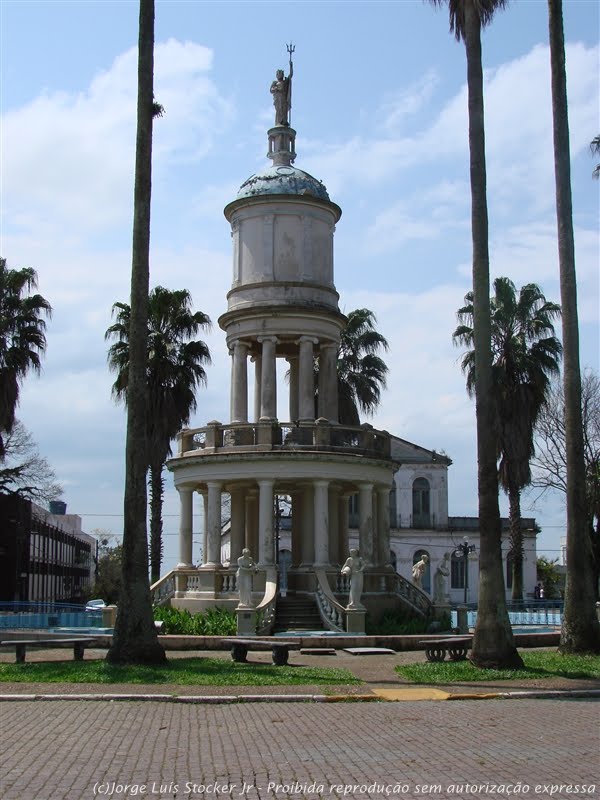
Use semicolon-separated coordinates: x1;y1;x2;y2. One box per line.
412;478;431;528
506;552;513;589
451;553;465;589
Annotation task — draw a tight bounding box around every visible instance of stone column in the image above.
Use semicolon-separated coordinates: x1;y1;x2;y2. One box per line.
290;490;303;567
358;482;374;565
258;479;275;566
252;354;262;423
199;490;208;566
328;486;340;566
314;480;330;566
287;356;299;422
245;490;258;557
377;486;391;567
318;342;339;422
259;337;278;420
230;341;249;423
300;484;315;566
298;336;317;421
229;486;246;564
177;486;194;568
338;492;351;564
205;481;222;566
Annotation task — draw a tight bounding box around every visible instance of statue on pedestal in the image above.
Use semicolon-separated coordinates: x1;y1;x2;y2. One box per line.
341;549;365;609
270;43;294;126
433;552;450;602
236;548;258;608
412;553;429;588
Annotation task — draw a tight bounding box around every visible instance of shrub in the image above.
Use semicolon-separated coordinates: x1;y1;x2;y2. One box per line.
153;606;236;636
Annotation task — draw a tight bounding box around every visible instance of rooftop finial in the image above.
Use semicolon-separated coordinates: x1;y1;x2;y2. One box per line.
270;43;294;127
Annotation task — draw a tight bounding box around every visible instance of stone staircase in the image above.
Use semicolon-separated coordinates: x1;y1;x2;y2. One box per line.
273;593;324;633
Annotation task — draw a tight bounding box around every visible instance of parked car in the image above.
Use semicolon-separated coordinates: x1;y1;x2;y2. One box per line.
85;599;106;612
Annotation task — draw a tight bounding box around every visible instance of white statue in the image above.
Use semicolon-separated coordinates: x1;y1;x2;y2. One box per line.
433;552;450;602
341;549;365;609
412;554;429;588
236;548;258;608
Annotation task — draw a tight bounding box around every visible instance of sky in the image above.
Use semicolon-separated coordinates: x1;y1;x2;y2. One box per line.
1;0;598;574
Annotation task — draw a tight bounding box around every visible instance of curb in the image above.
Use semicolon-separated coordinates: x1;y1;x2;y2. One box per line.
1;688;599;703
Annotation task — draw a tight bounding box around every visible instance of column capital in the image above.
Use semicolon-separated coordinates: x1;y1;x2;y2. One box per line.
206;480;223;491
296;335;318;346
257;335;278;344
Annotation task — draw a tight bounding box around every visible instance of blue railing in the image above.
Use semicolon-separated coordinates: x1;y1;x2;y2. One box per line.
452;601;563;630
0;602;103;630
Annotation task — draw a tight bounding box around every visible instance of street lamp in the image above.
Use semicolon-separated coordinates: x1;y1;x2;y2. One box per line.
455;536;476;605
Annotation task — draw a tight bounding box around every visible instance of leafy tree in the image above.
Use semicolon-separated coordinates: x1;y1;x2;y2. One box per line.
106;287;211;582
536;556;562;600
0;420;63;501
454;278;562;599
532;371;600;598
430;0;521;668
591;135;600;179
547;0;600;653
336;309;389;425
92;535;123;605
0;258;52;459
107;0;165;665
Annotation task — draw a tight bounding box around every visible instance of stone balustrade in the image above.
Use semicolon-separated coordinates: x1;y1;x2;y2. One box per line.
177;419;392;460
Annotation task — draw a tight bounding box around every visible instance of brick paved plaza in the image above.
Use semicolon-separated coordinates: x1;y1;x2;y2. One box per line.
1;699;598;800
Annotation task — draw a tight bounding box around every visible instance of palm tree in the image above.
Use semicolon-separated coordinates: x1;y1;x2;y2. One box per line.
107;0;165;665
547;0;600;653
0;258;52;458
591;135;600;179
430;0;521;668
336;309;389;426
454;278;562;599
106;287;211;582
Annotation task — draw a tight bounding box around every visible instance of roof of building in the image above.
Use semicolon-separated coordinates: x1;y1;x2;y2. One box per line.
390;435;453;466
236;165;331;202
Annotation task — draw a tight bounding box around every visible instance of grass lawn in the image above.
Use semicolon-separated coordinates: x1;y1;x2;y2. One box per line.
396;650;600;684
0;657;361;687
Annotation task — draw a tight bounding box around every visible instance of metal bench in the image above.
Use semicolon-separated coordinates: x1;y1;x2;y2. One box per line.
221;638;300;666
419;636;472;662
0;638;96;664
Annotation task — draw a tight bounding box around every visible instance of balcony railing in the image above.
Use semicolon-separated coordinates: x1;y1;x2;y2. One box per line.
176;419;392;460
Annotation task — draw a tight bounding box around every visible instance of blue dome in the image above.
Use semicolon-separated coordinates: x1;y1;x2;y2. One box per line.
237;165;330;201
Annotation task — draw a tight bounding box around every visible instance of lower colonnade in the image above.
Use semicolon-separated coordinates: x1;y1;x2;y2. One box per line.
176;477;393;572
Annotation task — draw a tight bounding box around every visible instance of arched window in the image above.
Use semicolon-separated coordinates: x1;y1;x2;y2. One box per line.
413;549;431;594
451;553;465;589
412;478;431;528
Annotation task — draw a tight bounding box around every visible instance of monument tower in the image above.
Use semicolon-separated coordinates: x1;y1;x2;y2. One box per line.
165;51;430;630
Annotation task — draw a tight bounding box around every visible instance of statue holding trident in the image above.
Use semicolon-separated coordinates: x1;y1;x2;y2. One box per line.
271;43;294;126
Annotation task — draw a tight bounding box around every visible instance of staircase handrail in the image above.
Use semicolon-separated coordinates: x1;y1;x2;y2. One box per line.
149;569;178;606
388;572;432;617
255;567;278;635
314;569;346;632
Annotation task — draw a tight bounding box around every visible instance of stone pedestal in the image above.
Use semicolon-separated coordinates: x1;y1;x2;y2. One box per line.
456;605;469;634
345;609;366;634
236;608;257;636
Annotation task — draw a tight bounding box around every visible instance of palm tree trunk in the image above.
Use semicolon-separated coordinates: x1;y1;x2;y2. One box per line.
464;3;521;668
107;0;165;664
149;462;164;584
548;0;600;653
508;486;524;601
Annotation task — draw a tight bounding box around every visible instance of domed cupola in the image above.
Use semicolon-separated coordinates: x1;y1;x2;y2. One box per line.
218;48;345;426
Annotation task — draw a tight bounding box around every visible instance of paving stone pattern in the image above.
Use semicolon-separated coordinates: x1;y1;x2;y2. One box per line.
1;699;598;800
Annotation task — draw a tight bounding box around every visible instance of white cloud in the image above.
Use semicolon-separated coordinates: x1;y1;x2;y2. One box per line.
2;40;232;238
